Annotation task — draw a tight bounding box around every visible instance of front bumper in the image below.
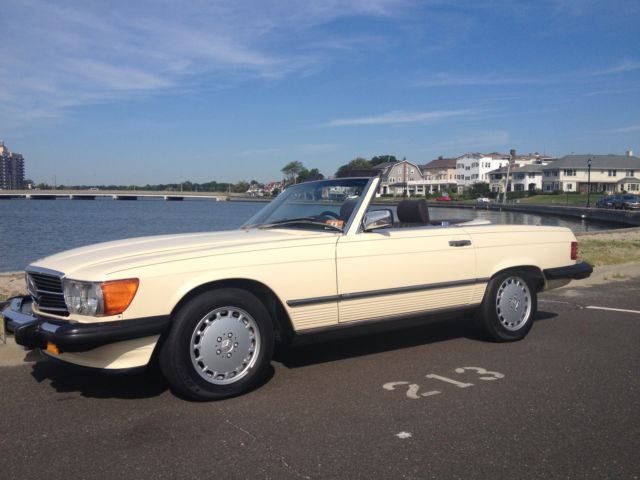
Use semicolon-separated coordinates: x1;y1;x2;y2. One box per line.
543;261;593;281
2;296;170;353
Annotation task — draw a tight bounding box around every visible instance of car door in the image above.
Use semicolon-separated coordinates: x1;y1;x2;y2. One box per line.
335;226;477;324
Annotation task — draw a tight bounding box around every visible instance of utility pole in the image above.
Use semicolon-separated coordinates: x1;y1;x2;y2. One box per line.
586;158;592;208
503;149;516;204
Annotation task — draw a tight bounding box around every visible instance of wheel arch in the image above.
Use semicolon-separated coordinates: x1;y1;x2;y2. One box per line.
169;278;295;343
489;265;545;292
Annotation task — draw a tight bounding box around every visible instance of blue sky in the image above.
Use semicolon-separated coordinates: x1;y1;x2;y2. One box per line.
1;0;639;185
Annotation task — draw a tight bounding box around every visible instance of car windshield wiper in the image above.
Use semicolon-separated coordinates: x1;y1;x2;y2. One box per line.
256;217;343;232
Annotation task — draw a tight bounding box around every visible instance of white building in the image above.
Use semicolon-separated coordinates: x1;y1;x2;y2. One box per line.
488;164;545;193
541;153;640;193
455;153;511;193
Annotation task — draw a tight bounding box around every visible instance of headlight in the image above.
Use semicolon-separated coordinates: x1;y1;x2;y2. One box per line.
63;278;139;316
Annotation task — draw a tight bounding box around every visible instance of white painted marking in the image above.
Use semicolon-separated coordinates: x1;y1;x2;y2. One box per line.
396;432;412;439
586;306;640;314
455;367;505;381
383;381;409;391
421;390;441;397
425;374;473;388
406;383;421;399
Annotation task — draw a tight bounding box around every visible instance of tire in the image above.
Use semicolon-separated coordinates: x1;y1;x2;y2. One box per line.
475;270;537;342
159;288;274;400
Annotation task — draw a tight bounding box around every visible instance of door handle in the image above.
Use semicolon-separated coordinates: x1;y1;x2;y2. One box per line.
449;240;471;247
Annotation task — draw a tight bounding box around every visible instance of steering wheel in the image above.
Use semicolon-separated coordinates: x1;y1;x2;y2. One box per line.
319;211;340;219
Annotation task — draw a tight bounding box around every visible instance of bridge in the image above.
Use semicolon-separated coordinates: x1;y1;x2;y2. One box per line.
0;190;229;201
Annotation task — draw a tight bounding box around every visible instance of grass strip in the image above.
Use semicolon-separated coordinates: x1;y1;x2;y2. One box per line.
579;239;640;266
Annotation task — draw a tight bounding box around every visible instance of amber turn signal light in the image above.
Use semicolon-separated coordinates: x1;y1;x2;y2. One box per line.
571;242;578;260
101;278;139;316
46;342;60;355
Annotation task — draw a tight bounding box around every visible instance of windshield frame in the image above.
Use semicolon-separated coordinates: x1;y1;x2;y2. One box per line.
242;177;376;233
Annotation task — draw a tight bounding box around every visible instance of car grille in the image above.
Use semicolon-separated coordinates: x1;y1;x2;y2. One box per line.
26;272;69;316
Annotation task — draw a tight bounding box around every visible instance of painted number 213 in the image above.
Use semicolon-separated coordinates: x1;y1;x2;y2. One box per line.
383;367;504;400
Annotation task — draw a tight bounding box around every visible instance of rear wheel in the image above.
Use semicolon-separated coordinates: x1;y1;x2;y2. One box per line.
476;271;537;342
159;288;274;400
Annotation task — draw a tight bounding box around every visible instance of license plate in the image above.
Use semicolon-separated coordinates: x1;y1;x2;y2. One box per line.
0;313;6;344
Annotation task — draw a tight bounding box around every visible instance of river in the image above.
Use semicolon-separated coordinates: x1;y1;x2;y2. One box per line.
0;198;619;272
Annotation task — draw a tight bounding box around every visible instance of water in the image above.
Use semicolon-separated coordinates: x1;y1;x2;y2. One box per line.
0;198;619;272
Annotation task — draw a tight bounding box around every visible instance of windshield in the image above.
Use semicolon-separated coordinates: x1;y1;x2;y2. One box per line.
242;178;371;232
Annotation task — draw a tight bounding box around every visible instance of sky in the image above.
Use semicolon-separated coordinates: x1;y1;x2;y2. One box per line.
1;0;639;185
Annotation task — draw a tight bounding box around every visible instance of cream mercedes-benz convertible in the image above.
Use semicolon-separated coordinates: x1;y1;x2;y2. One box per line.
3;176;592;400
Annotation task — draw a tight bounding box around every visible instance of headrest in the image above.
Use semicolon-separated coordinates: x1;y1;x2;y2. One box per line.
396;199;430;224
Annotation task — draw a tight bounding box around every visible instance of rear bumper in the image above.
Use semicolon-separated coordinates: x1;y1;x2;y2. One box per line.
543;262;593;281
2;296;170;353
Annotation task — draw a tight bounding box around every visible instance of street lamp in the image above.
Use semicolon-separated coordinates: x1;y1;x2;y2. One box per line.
586;158;592;208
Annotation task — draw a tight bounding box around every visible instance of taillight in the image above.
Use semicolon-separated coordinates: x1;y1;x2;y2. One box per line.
571;242;578;260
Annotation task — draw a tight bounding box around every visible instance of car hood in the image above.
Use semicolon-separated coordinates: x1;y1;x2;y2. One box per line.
28;228;338;280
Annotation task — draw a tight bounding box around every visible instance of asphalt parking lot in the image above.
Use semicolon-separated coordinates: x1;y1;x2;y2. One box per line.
1;279;639;479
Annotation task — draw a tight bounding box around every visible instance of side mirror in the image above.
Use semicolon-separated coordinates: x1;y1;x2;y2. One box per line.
362;210;393;231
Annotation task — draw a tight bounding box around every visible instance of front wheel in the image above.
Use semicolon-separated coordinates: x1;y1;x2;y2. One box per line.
159;288;274;400
476;271;537;342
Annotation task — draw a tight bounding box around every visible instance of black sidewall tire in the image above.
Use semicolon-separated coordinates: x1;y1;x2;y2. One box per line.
476;271;537;342
159;288;274;401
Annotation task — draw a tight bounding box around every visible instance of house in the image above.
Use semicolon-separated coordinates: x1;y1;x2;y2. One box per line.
374;160;426;196
420;157;457;194
488;164;545;193
454;153;511;193
262;181;285;196
541;153;640;193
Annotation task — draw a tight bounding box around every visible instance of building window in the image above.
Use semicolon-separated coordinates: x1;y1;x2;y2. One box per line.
608;170;617;177
627;170;635;177
629;184;639;191
563;169;576;176
566;183;573;190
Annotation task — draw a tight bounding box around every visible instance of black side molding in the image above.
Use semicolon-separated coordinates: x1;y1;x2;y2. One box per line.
543;262;593;281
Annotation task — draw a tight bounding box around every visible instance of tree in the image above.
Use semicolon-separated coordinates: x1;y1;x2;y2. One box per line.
297;167;324;183
335;157;371;177
233;181;250;193
281;161;305;184
468;182;490;198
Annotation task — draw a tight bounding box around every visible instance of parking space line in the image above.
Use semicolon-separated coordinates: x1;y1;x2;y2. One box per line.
586;306;640;314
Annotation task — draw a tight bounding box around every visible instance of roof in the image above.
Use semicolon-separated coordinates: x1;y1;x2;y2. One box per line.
488;164;546;175
547;154;640;169
421;158;456;169
371;161;397;170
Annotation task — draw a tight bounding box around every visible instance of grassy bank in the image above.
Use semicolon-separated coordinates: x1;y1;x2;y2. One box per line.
578;239;640;266
516;193;604;206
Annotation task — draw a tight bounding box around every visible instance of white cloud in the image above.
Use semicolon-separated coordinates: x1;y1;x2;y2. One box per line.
606;124;640;133
324;109;477;127
417;60;640;88
0;0;410;127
